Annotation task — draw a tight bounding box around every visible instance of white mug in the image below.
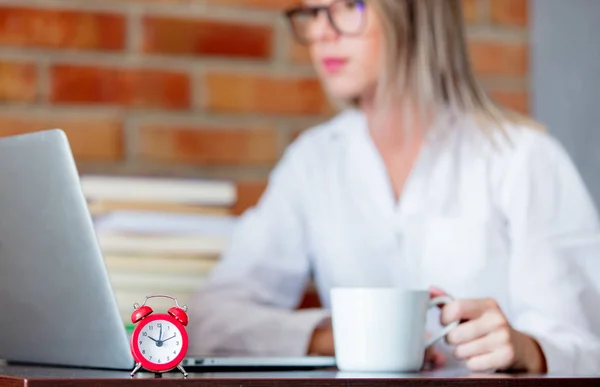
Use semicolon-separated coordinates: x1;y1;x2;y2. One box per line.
330;287;458;373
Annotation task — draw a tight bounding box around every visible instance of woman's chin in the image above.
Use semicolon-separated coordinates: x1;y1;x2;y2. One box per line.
323;83;363;104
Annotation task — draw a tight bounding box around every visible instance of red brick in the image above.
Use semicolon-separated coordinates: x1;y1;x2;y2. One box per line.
205;0;299;11
489;90;529;114
469;40;528;76
0;115;123;160
50;65;190;109
462;0;478;23
0;61;37;102
203;73;332;115
120;0;196;2
142;16;273;59
491;0;528;27
136;125;278;165
0;6;125;51
233;179;267;215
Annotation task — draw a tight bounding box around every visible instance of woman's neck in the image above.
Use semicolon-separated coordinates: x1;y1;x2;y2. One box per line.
358;94;427;202
359;94;426;150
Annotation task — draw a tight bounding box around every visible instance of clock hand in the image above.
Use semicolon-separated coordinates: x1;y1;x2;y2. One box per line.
148;335;164;347
159;325;163;341
161;334;176;343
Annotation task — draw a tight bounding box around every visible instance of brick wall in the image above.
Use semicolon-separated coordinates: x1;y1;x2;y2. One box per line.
0;0;529;212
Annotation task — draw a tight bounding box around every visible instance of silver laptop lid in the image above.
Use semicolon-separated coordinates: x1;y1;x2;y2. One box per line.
0;129;134;370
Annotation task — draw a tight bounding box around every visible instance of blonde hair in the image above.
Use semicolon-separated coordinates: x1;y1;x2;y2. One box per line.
366;0;542;137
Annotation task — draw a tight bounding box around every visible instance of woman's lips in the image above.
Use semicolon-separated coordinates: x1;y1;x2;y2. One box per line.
321;57;348;74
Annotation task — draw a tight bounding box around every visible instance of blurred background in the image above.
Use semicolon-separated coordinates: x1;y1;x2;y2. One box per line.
0;0;596;327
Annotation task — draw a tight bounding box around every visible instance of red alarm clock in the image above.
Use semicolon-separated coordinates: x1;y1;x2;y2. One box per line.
129;295;189;378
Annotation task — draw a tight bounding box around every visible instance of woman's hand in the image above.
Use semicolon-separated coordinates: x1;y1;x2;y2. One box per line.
431;287;547;373
307;319;335;356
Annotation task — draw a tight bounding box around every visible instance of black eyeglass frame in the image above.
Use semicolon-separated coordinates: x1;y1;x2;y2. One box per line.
283;0;368;45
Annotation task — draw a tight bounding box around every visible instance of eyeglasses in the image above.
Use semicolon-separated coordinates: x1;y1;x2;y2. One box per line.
284;0;367;45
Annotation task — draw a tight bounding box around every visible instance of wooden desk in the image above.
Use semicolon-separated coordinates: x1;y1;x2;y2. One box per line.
1;364;599;387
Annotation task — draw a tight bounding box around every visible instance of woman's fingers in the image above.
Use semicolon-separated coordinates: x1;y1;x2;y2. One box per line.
465;344;516;372
429;286;449;299
453;329;511;360
441;298;500;325
446;310;504;345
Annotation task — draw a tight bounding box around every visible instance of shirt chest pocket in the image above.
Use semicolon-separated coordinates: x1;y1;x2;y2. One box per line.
419;215;506;289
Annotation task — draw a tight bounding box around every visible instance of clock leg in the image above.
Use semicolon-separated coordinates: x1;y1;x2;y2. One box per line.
177;364;188;378
130;362;142;377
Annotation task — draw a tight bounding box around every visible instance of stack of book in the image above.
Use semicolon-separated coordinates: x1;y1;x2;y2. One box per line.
79;175;239;326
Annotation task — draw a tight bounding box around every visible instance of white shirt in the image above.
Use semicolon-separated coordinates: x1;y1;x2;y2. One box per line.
188;109;600;375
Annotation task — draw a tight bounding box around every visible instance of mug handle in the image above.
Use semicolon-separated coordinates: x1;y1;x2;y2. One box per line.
425;295;459;348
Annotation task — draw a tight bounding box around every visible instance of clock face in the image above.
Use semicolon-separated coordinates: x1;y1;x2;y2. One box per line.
135;318;185;366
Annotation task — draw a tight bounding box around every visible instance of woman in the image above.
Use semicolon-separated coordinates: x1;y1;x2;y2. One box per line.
187;0;600;374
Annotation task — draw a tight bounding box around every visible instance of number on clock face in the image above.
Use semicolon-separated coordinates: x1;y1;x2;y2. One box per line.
137;319;181;364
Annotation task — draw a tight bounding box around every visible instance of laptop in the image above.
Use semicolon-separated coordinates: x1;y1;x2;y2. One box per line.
0;129;336;372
